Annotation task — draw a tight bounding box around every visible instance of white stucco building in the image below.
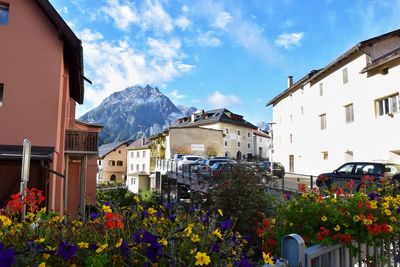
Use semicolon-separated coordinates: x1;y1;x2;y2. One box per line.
126;139;151;193
267;29;400;175
253;129;271;160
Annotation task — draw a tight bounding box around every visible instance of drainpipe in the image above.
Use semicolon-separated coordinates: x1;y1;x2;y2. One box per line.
79;155;87;219
64;156;69;215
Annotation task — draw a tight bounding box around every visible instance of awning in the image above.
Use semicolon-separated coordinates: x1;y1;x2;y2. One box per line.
0;145;53;160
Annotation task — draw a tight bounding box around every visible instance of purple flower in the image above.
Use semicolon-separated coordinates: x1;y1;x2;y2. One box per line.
120;240;130;257
397;207;400;214
142;210;149;218
200;214;209;223
89;212;99;220
0;243;15;267
156;211;163;218
190;206;197;212
164;203;174;210
89;244;98;251
217;219;232;232
133;230;144;243
368;192;377;200
146;241;162;262
211;243;220;253
104;202;110;206
58;241;77;261
168;213;176;221
235;257;253;267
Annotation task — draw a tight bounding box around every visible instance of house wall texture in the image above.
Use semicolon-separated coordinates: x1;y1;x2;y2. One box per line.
272;42;400;175
101;144;128;182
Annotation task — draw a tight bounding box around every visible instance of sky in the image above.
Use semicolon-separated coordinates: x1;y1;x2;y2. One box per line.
49;0;400;125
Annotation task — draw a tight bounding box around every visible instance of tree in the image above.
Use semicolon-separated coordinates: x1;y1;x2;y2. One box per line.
206;146;217;157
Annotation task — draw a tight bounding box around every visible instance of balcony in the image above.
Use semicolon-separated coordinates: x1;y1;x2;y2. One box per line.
65;130;99;154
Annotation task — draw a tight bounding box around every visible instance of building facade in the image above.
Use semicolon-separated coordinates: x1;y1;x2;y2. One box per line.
0;0;102;218
253;129;271;160
267;29;400;175
98;141;128;183
126;139;151;193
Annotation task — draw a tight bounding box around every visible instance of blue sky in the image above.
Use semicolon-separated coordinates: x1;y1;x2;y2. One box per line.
49;0;400;125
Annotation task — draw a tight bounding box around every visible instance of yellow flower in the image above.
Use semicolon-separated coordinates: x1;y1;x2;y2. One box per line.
70;264;77;267
34;238;45;243
262;252;275;265
386;225;393;232
0;215;12;227
39;262;46;267
148;207;157;215
384;209;392;216
190;248;197;254
134;195;140;202
231;250;237;256
227;263;233;267
102;205;112;213
370;200;378;209
218;209;223;216
159;238;168;246
353;215;360;222
321;216;327;222
334;225;341;231
391;216;397;222
382;202;389;209
363;219;373;225
184;224;194;236
78;242;89;249
115;239;123;248
195;252;211;266
96;243;108;253
212;228;223;240
191;234;200;243
39;207;47;213
271;218;276;224
43;253;50;260
26;212;35;221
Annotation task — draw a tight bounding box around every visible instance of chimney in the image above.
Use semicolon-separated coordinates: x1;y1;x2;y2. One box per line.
287;76;293;88
191;114;195;122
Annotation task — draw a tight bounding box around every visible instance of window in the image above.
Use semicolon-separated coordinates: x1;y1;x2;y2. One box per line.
224;141;228;147
322;151;328;160
344;104;354;123
117;160;123;166
238;142;241;147
300;106;304;115
342;68;348;84
0;83;3;107
290;114;293;121
319;83;323;96
136;151;140;158
247;132;250;138
143;151;146;157
301;87;304;94
320;114;327;130
136;164;139;171
108;160;115;166
0;3;9;25
376;93;399;117
118;150;121;154
289;134;293;143
131;178;134;185
237;130;241;136
130;151;134;158
225;128;229;134
247;143;251;149
142;164;145;171
224;152;228;157
130;164;133;171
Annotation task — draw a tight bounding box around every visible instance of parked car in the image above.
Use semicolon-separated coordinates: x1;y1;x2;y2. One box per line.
173;154;185;162
258;161;285;179
209;162;236;178
316;162;400;191
198;158;235;177
178;155;205;170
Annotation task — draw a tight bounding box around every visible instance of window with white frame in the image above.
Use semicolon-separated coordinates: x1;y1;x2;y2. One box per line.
136;151;140;157
300;106;304;115
225;128;229;134
322;151;328;160
342;68;348;84
247;132;250;138
142;164;145;171
237;130;241;136
130;164;133;171
247;143;250;149
320;114;327;130
0;3;9;25
289;134;293;143
142;151;146;157
344;103;354;123
224;141;228;147
290;114;293;121
130;151;134;158
136;164;139;171
375;93;399;117
238;142;241;147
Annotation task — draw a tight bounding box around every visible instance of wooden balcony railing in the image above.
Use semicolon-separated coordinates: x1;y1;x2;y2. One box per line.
65;130;99;154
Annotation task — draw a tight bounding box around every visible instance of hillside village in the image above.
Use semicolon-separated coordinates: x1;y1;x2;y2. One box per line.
1;1;400;266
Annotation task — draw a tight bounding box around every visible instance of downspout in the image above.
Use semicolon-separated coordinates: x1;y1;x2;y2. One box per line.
79;155;87;219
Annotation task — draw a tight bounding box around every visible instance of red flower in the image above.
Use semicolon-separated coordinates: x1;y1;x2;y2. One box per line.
268;238;277;247
104;212;124;229
262;219;270;230
298;183;307;193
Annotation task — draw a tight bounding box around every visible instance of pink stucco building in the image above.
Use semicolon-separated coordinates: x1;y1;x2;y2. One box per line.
0;0;102;218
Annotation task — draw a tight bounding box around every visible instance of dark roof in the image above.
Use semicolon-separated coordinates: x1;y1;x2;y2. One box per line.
267;28;400;106
35;0;84;104
98;141;128;158
128;138;152;150
171;108;257;129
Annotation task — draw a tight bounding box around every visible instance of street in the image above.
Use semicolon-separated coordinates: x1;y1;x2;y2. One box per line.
270;172;316;192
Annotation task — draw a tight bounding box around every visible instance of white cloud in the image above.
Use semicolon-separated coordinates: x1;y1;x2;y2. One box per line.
170;89;187;100
197;31;221;47
282;19;293;28
182;5;189;13
60;6;69;14
212;11;233;29
175;16;191;31
275;32;304;49
140;0;174;33
101;0;139;31
207;91;241;108
77;29;194;112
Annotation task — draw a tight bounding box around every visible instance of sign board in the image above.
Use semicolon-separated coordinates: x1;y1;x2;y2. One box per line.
191;144;205;151
21;139;31;182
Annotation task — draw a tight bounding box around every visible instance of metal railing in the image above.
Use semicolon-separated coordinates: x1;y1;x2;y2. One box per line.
65;130;99;154
282;234;400;267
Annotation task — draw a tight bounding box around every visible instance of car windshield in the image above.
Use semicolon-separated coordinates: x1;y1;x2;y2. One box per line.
185;157;200;161
385;164;400;175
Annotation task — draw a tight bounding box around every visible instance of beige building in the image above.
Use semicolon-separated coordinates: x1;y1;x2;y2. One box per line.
98;141;128;182
170;109;258;160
